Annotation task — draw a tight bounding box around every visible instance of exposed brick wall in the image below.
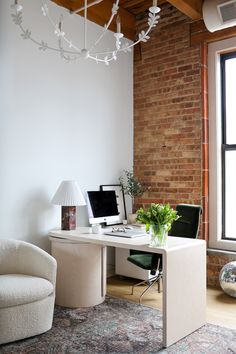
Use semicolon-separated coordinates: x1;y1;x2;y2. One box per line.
207;251;236;288
133;3;236;288
134;4;202;216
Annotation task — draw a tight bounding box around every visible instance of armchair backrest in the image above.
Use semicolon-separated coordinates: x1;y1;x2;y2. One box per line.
169;204;202;239
0;239;57;286
0;240;18;274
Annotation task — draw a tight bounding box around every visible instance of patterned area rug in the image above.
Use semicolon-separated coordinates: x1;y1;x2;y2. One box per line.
0;296;236;354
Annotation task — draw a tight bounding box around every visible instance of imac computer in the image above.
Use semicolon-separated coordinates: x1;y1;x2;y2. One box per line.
87;190;120;226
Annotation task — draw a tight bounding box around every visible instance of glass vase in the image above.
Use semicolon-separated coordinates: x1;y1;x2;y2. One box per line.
127;213;137;224
149;224;168;247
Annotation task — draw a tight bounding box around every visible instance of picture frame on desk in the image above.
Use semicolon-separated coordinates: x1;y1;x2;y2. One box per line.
100;184;127;225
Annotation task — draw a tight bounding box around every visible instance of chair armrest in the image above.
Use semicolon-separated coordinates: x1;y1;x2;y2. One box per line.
17;241;57;286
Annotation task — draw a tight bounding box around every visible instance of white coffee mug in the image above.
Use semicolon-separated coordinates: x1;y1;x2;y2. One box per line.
92;224;102;234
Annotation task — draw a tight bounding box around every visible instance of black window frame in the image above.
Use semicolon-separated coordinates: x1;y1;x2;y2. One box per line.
221;51;236;241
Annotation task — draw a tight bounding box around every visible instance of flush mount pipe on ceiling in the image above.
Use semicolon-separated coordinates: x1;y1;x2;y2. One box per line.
11;0;161;65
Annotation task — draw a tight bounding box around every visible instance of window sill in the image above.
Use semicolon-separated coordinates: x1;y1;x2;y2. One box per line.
208;239;236;253
207;248;236;256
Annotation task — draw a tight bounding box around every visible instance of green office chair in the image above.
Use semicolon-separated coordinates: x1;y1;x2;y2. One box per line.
127;204;202;303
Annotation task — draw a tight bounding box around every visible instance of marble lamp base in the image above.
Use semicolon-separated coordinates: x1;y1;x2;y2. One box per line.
61;206;76;230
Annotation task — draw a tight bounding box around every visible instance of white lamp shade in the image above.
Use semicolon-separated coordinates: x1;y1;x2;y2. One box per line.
51;180;86;206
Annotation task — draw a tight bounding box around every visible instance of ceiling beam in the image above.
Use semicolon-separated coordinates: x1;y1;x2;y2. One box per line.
51;0;136;40
166;0;203;20
191;19;236;46
122;0;146;8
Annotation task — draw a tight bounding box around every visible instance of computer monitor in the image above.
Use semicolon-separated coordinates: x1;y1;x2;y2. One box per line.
86;190;120;225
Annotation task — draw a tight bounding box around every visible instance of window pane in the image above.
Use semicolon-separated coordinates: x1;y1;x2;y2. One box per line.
225;150;236;239
225;58;236;144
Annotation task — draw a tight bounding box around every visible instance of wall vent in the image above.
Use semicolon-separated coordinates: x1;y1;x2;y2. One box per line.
218;0;236;23
203;0;236;32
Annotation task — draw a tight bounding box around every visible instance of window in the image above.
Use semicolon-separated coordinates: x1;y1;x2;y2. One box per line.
221;52;236;241
209;37;236;251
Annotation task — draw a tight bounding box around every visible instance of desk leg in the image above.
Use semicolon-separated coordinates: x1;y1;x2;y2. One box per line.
101;246;107;297
162;243;206;348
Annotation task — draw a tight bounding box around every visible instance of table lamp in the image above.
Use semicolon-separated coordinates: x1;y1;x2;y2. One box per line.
51;180;86;230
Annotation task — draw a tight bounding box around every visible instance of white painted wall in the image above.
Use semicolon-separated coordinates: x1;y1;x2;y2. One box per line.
0;0;133;260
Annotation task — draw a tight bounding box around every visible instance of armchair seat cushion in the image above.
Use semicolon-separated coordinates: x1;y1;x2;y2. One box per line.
0;274;53;308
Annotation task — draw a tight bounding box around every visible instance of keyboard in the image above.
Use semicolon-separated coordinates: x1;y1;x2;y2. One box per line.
104;230;147;238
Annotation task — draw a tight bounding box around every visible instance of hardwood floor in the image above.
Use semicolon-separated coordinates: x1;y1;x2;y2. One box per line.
206;287;236;329
107;276;236;330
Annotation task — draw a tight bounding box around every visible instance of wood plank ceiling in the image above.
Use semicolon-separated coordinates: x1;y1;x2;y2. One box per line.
52;0;204;40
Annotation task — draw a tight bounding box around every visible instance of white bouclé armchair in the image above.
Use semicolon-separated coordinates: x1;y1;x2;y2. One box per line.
0;239;57;344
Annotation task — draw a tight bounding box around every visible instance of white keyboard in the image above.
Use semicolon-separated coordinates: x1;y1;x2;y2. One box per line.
104;230;147;238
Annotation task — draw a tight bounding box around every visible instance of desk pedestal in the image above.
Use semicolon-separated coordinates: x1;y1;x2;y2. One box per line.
51;238;106;308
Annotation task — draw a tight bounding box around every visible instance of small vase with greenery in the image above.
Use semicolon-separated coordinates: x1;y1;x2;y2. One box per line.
136;203;180;246
119;170;149;224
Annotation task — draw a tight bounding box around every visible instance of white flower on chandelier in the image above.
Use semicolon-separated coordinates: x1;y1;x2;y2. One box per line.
138;30;150;43
11;0;161;65
112;3;119;15
121;42;132;53
11;11;22;25
21;29;31;40
39;40;48;51
148;13;160;28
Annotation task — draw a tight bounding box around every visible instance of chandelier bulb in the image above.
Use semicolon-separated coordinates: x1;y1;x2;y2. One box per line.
81;48;89;59
116;15;121;33
15;0;23;13
59;15;64;27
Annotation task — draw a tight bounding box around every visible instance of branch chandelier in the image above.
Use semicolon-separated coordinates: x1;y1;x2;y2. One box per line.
11;0;161;65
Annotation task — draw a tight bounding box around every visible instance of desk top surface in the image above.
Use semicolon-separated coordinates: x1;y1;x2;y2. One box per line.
49;227;206;254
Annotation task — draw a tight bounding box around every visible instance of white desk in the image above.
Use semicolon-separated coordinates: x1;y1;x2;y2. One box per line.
49;227;206;348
